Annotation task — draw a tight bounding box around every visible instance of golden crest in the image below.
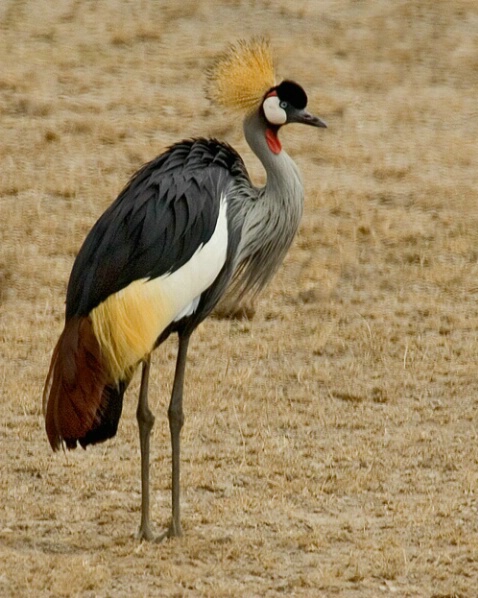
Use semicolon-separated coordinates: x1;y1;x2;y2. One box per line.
206;38;276;113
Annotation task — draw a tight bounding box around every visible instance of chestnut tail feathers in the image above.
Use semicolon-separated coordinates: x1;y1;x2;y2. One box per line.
43;316;125;450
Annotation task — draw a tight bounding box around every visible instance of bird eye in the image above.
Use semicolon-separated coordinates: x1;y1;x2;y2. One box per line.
280;101;288;109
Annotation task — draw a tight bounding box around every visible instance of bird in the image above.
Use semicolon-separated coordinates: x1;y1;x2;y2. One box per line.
43;38;327;542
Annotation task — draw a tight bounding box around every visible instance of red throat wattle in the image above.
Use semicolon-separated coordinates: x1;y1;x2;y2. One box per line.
265;128;282;154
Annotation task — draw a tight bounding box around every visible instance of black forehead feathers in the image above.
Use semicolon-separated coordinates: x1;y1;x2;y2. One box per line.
275;80;308;109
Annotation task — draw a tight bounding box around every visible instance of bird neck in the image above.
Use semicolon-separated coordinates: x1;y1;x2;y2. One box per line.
230;110;305;299
243;110;303;202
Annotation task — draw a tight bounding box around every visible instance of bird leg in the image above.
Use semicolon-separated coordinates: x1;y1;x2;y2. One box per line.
167;333;190;538
136;355;157;542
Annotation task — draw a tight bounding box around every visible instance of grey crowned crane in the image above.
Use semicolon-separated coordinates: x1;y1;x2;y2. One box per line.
43;39;327;541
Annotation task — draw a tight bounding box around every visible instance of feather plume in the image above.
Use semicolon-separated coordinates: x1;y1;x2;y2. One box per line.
206;38;276;113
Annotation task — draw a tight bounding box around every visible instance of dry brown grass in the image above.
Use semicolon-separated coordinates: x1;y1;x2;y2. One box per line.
1;0;478;596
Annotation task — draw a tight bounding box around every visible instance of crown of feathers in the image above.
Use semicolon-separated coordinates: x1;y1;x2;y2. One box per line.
206;38;276;114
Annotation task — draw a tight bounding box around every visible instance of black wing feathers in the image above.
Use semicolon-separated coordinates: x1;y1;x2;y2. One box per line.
66;139;248;319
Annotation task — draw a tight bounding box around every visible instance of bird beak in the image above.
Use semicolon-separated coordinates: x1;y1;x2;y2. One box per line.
288;108;327;129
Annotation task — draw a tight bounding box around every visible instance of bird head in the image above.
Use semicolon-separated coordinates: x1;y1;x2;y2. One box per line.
261;80;327;154
206;38;326;154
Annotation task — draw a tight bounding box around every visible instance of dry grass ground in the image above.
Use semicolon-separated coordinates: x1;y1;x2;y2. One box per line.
1;0;478;596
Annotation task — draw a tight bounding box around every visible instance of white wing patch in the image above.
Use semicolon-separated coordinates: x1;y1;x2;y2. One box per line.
165;195;229;322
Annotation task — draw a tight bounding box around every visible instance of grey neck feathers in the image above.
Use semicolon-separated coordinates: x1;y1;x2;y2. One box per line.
228;110;305;300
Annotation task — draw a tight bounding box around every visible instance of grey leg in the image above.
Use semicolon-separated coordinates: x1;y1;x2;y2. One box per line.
136;355;156;541
167;333;190;537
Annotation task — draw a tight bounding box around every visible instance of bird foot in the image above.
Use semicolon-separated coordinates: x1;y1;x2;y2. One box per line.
167;520;182;539
137;524;164;543
136;521;182;543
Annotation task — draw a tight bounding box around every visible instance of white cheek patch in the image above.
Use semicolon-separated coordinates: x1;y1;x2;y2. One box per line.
263;96;287;126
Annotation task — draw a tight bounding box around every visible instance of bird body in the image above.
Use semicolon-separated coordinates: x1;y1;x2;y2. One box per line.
43;39;327;540
45;139;246;449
